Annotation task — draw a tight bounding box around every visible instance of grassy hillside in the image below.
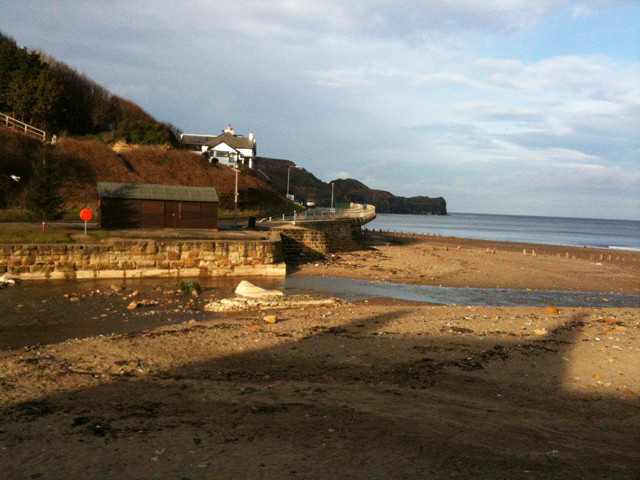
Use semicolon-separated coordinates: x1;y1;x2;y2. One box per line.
0;128;297;221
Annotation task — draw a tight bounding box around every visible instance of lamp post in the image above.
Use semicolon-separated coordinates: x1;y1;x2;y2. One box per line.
331;182;335;210
231;153;240;230
234;167;239;229
286;165;298;199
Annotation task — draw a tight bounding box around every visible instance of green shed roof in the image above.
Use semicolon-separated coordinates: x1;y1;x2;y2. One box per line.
97;182;218;202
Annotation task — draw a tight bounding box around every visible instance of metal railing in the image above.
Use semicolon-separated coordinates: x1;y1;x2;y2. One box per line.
259;203;376;225
1;112;48;142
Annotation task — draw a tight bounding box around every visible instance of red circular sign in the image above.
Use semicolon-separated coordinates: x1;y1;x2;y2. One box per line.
80;208;93;221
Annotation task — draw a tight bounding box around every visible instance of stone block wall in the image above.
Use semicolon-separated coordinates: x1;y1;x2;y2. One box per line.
0;233;285;280
268;218;366;262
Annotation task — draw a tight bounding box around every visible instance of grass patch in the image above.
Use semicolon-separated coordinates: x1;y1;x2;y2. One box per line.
0;224;110;244
0;204;101;222
0;208;30;222
178;280;201;295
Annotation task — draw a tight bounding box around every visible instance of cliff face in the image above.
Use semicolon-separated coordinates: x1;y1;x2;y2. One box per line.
253;157;447;215
332;178;447;215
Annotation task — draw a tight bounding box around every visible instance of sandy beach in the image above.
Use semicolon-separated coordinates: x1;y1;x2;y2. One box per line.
294;233;640;294
1;235;639;479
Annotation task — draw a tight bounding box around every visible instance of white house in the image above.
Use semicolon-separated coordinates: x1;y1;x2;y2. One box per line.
180;125;256;168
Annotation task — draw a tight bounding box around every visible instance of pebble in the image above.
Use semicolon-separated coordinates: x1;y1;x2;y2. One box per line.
264;315;278;324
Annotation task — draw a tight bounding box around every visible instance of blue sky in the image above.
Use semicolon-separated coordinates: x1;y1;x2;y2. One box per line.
2;1;639;219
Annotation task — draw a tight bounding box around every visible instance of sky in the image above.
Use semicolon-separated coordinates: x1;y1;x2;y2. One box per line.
2;0;639;220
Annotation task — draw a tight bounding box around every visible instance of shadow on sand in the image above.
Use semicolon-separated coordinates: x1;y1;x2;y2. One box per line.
1;307;639;479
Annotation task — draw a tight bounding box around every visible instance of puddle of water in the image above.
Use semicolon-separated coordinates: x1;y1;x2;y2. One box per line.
285;275;640;308
2;274;638;351
0;277;285;351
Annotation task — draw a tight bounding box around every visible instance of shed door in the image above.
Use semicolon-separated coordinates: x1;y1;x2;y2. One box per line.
164;201;179;228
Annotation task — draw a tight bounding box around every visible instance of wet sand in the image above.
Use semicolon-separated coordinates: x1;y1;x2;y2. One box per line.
293;233;640;294
1;236;639;478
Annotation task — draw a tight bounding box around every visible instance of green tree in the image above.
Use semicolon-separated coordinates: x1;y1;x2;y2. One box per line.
0;35;20;111
25;149;65;222
5;50;42;121
32;68;64;131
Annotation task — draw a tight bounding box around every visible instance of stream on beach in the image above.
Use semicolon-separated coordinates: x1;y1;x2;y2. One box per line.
2;275;639;351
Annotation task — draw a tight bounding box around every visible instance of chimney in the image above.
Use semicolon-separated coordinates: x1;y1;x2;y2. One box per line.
224;125;234;134
249;131;255;143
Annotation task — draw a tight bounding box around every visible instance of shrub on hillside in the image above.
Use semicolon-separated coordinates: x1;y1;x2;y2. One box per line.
25;149;65;222
113;119;177;146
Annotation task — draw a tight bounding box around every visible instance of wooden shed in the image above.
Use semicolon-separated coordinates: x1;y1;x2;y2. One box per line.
97;182;218;229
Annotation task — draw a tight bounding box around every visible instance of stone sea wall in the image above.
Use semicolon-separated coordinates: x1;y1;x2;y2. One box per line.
266;218;365;262
0;234;285;280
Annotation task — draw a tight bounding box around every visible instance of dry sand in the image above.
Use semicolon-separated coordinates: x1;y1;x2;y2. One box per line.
1;236;639;479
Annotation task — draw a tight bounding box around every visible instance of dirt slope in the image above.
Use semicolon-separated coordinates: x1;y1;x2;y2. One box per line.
0;127;294;215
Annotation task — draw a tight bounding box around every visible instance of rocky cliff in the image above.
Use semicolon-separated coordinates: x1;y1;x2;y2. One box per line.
253;157;447;215
332;178;447;215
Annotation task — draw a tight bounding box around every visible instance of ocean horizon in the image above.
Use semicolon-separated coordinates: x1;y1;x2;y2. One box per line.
367;212;640;251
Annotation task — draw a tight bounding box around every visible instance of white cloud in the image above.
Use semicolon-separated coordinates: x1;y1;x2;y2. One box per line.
326;171;354;181
474;55;637;103
413;73;488;89
487;162;640;194
453;101;541;121
305;69;366;87
572;3;596;18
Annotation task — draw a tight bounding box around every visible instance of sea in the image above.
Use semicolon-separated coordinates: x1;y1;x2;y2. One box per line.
367;213;640;251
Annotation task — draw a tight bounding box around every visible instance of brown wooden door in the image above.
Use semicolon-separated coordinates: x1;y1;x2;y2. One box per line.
164;201;178;228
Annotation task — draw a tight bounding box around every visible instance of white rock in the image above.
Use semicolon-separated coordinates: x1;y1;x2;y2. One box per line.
234;280;283;298
204;294;339;313
0;274;16;285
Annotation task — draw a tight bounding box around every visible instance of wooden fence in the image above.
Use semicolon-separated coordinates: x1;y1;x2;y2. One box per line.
1;112;47;142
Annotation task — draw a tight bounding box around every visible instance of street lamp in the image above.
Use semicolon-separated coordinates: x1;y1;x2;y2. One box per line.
230;153;240;230
330;182;335;209
286;165;299;199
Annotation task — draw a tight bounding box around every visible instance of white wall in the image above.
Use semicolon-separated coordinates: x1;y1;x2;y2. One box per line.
210;142;237;153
